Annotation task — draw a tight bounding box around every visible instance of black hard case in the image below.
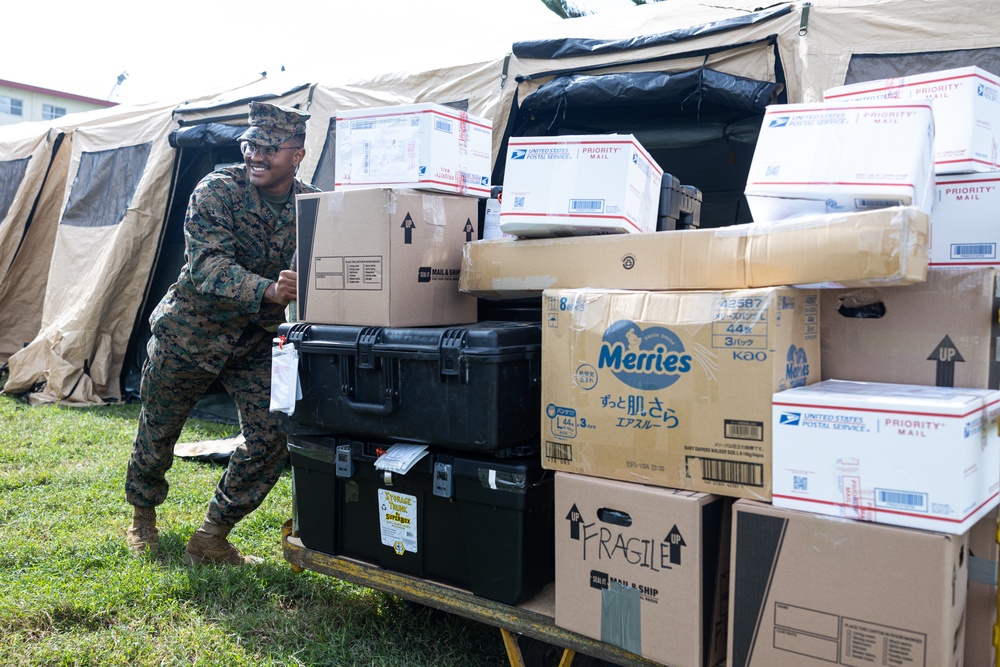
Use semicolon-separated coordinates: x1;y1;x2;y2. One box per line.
288;433;555;605
279;321;542;452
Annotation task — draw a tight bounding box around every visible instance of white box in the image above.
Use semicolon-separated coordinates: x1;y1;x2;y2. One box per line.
498;134;663;237
744;100;935;222
826;66;1000;174
334;103;492;196
931;172;1000;266
772;379;1000;534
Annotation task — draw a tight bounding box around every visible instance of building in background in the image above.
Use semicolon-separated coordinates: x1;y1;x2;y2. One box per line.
0;79;116;125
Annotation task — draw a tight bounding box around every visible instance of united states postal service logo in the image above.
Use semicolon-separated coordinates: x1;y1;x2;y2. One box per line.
769;116;790;128
511;149;527;160
778;412;801;426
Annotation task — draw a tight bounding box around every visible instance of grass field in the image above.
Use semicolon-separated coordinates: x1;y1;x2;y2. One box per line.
0;375;512;666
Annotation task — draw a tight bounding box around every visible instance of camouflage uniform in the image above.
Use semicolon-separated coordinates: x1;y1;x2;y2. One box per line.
125;103;319;527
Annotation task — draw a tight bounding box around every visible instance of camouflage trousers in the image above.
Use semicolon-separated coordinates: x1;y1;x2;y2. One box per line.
125;326;287;526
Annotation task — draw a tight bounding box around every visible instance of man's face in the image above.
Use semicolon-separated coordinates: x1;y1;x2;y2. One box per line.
243;139;304;195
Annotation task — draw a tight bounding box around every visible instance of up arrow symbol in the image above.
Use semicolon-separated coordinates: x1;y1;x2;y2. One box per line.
927;335;964;387
665;525;686;566
463;217;475;242
401;212;415;244
566;503;585;541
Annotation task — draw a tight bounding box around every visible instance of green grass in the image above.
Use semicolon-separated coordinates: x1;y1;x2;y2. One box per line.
0;374;511;666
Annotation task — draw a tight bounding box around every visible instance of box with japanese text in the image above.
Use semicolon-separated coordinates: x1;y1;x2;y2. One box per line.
541;286;821;500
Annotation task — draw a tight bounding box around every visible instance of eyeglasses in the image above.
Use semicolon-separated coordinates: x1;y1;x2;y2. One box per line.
240;140;302;160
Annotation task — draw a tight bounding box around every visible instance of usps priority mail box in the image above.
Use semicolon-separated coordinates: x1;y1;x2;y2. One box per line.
772;379;1000;534
826;66;1000;174
499;134;663;237
744;100;935;222
932;172;1000;266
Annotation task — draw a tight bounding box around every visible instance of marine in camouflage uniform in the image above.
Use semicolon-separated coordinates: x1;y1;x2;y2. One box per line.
124;101;319;564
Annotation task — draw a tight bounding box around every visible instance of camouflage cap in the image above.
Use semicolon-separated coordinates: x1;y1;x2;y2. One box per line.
238;101;310;146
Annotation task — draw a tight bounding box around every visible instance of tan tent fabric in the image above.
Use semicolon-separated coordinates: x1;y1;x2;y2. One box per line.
0;123;54;289
0;135;70;366
5;109;178;404
5;0;1000;406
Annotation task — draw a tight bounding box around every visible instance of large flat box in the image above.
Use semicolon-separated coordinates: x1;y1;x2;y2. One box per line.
932;172;1000;266
296;189;478;327
966;509;998;667
729;500;968;667
334;103;492;196
278;320;541;452
555;472;730;667
826;66;1000;174
288;434;554;605
820;267;1000;388
498;134;663;237
541;286;821;500
772;379;1000;534
744;100;935;221
460;206;928;299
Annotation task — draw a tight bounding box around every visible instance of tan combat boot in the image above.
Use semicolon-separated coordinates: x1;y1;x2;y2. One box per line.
126;506;159;556
183;519;262;566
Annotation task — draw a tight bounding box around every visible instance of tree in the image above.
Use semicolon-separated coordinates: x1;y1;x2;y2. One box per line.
541;0;659;19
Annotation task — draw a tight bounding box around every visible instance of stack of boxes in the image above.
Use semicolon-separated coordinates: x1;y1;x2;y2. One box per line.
281;65;1000;665
281;103;554;607
455;66;1000;666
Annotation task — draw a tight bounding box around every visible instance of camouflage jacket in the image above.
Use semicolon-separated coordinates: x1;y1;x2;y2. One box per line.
150;165;320;373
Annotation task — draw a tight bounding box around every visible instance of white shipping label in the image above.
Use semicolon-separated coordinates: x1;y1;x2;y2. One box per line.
378;488;418;555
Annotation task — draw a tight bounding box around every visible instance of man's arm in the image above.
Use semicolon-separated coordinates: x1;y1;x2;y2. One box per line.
263;270;297;306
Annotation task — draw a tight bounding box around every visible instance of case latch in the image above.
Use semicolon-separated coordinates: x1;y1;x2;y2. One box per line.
357;327;380;370
433;461;454;498
334;444;354;478
439;328;467;377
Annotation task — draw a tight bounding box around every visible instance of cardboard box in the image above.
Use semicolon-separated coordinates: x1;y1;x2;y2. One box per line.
966;508;998;667
744;100;935;221
334;103;492;196
825;66;1000;174
296;189;478;327
772;379;1000;534
820;267;1000;388
554;472;730;667
498;134;663;237
461;206;928;299
541;286;820;500
729;500;968;667
932;172;1000;266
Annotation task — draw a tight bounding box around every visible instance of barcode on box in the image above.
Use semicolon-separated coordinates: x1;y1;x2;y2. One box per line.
569;199;604;213
725;419;764;441
687;456;764;486
545;441;573;462
952;243;996;259
855;198;904;209
876;488;928;512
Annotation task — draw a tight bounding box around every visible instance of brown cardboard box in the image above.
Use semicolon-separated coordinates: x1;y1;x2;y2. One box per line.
554;472;730;667
821;267;1000;389
460;206;927;299
966;508;998;667
541;286;820;500
296;189;478;327
729;500;968;667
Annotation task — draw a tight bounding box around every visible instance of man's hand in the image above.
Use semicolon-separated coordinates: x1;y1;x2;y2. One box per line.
263;270;298;306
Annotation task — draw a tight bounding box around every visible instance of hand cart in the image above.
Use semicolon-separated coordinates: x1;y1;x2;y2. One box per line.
281;521;672;667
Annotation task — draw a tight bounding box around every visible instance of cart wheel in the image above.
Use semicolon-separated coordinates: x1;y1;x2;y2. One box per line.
289;563;304;573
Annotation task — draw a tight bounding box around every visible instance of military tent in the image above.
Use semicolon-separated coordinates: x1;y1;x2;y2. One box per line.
3;0;1000;406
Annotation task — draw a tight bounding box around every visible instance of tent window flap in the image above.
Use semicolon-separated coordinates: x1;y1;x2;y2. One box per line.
62;143;152;228
0;156;31;223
